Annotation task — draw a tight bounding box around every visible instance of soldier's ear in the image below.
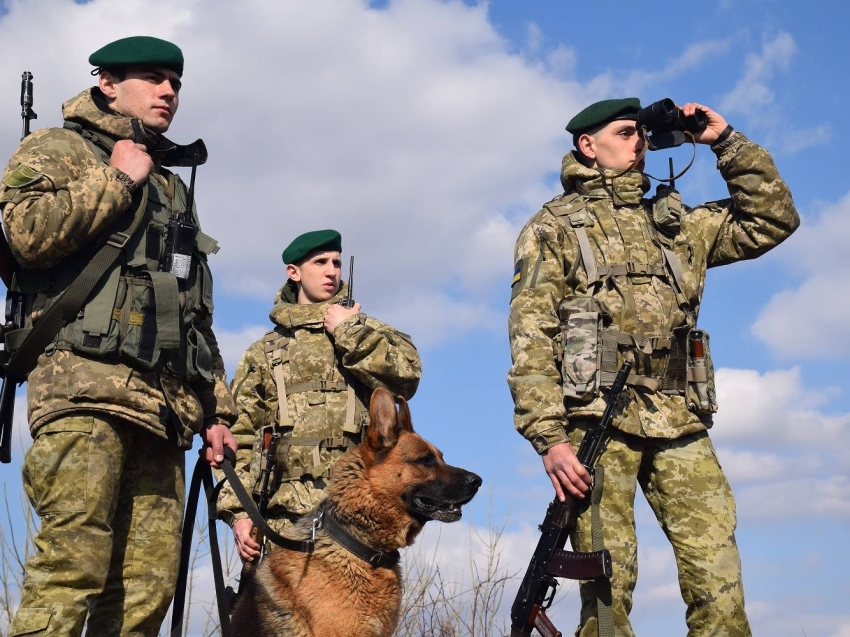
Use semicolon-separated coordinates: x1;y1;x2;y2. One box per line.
286;263;300;282
99;71;119;101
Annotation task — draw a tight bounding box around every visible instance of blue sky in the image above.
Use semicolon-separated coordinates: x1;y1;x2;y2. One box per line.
0;1;848;635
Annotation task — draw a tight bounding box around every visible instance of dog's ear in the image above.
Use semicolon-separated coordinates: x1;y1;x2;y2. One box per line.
365;388;402;460
397;396;414;433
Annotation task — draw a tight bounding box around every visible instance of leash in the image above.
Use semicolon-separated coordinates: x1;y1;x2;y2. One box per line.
170;453;232;637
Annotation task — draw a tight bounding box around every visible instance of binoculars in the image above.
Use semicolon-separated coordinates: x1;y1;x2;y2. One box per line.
636;98;707;149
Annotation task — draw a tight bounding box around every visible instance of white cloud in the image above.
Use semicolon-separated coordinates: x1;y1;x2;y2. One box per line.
720;32;797;117
214;324;270;376
752;191;850;359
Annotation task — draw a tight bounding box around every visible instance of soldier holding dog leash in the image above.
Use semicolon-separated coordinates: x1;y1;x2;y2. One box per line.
0;36;237;636
217;229;421;564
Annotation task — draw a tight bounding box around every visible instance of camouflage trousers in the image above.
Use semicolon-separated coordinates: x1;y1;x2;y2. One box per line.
567;423;751;637
10;413;185;637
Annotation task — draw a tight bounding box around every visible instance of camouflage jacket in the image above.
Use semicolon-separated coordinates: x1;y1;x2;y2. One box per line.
508;133;799;453
217;282;421;525
0;88;236;446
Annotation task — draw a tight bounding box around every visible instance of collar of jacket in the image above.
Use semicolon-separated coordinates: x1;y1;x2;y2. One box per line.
61;87;206;168
560;151;649;207
269;280;350;329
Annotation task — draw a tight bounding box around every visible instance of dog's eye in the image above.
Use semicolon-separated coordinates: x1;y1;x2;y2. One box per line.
414;453;437;467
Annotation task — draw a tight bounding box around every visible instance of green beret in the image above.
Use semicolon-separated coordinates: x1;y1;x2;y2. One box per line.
566;97;642;135
282;229;342;265
89;36;184;76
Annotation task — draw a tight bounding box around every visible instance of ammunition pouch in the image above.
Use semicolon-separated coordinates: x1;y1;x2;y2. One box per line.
555;296;607;401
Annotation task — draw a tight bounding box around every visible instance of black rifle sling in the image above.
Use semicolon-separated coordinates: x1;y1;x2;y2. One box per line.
4;185;149;380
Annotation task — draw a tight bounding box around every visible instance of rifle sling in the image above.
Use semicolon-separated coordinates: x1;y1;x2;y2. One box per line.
4;185;149;380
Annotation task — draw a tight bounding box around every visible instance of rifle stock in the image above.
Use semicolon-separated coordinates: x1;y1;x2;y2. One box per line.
509;360;632;636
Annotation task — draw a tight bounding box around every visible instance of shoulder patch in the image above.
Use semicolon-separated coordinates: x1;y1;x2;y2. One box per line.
2;163;45;189
510;257;529;301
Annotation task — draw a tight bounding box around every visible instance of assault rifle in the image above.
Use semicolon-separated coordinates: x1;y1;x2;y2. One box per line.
509;360;633;637
0;72;37;463
239;426;280;580
337;255;355;308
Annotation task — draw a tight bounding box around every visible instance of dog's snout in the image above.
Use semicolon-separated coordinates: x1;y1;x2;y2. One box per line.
465;472;482;489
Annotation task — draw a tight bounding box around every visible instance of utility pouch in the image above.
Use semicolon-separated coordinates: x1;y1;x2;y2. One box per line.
652;186;683;237
557;296;605;402
115;275;162;369
685;328;718;415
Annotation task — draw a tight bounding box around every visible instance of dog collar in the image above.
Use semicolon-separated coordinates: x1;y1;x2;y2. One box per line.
316;504;401;569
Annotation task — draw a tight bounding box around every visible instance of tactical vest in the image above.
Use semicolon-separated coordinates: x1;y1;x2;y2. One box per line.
254;327;366;490
9;123;220;383
548;189;718;415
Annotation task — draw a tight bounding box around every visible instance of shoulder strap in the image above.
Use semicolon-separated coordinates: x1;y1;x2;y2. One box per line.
5;184;149;380
263;329;294;428
546;192;600;287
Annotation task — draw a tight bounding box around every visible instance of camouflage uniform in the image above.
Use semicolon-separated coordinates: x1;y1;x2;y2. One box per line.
508;133;799;636
0;89;236;636
217;281;421;534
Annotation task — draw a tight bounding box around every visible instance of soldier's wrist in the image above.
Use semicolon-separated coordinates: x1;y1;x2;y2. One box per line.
530;426;570;455
113;168;138;194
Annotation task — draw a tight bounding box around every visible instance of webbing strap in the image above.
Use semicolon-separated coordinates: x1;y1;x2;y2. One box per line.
273;362;292;428
574;226;599;285
5;185;149;380
148;271;181;349
591;466;614;637
287;379;347;394
597;263;666;278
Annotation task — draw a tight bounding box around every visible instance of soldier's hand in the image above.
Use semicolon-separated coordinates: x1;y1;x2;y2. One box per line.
324;302;361;335
542;442;593;502
679;102;729;145
109;139;154;185
233;518;262;562
200;421;237;468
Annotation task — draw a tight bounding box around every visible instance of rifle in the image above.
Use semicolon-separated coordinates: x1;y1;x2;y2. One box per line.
238;425;280;583
509;360;633;637
337;255;355;308
0;71;37;463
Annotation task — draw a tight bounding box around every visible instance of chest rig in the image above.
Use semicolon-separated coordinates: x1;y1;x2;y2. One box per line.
8;124;220;383
548;189;717;415
257;327;365;488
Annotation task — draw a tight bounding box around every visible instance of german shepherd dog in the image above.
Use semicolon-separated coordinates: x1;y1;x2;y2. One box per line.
230;388;482;637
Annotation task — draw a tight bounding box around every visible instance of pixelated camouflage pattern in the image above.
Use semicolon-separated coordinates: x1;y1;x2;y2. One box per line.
10;414;185;637
0;88;235;446
508;133;799;452
567;422;751;637
217;282;421;525
559;309;601;400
